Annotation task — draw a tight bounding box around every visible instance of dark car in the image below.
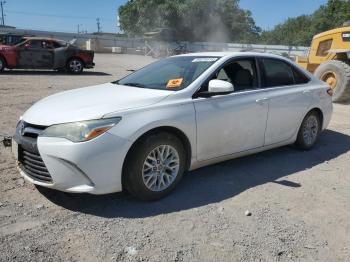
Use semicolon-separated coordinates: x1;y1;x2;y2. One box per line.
0;37;95;74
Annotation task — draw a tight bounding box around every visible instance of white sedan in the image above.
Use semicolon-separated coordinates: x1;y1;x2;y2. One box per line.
12;52;333;200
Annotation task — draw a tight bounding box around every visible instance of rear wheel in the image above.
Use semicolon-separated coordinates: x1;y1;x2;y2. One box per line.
314;60;350;103
123;132;187;201
66;58;84;74
295;111;321;150
0;57;5;72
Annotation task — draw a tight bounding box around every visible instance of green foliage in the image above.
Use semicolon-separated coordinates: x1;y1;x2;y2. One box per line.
119;0;350;46
118;0;261;42
261;0;350;46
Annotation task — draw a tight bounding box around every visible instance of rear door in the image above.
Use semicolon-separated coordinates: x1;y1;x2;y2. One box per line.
259;58;312;145
52;40;67;69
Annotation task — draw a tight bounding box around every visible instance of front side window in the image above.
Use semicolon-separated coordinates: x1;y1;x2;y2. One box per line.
215;59;258;92
27;40;43;49
316;39;333;57
261;58;295;87
117;56;218;91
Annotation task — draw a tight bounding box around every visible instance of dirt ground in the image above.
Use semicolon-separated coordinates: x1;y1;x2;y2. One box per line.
0;54;349;262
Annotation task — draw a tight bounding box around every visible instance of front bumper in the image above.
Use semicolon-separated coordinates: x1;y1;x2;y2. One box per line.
13;123;131;194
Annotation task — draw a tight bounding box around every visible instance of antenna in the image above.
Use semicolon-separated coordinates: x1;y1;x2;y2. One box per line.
0;1;6;26
96;18;101;33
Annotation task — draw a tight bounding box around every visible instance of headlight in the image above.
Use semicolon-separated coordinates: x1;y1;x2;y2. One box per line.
41;117;121;142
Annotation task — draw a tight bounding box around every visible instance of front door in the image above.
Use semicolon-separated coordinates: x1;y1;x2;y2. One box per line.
194;58;269;161
17;40;54;69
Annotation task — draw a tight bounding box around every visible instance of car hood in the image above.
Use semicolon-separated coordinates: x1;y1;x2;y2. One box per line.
22;83;172;126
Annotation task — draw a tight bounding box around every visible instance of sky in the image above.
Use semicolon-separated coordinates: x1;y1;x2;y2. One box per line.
2;0;328;33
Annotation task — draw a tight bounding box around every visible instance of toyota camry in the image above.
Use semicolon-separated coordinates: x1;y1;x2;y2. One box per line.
12;52;333;201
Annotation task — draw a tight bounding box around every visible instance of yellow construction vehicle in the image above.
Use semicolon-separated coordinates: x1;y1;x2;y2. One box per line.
296;22;350;103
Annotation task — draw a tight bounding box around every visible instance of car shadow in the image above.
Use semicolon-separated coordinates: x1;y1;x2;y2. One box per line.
37;130;350;218
1;70;111;76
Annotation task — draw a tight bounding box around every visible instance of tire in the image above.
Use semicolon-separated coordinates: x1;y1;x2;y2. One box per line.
66;58;84;74
0;56;5;72
295;111;321;150
314;60;350;103
123;132;187;201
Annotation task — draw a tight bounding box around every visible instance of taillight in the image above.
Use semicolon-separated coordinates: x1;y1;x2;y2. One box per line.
327;88;333;97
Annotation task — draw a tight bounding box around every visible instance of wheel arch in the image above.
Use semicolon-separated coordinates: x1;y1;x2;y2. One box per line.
66;56;85;67
0;54;7;67
299;107;324;131
121;126;193;189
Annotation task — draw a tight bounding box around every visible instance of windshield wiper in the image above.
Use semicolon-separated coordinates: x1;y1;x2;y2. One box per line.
121;82;147;88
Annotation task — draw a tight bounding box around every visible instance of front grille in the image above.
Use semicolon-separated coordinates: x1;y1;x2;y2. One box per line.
15;121;53;183
19;148;53;183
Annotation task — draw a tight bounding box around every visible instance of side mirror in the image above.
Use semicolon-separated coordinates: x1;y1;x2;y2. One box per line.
208;79;234;93
24;43;31;49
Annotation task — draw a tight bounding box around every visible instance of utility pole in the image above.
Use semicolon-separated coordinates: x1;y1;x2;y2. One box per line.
0;1;6;26
96;18;101;33
77;24;82;34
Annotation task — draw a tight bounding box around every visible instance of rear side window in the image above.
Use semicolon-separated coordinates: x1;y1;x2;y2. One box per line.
316;39;333;57
261;58;310;87
261;58;294;87
28;40;43;49
292;67;310;84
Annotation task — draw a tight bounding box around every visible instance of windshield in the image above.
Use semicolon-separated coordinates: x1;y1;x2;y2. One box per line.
116;56;219;91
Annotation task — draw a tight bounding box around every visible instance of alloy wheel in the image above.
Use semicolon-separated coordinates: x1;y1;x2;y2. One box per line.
302;115;319;146
142;145;180;192
69;59;83;73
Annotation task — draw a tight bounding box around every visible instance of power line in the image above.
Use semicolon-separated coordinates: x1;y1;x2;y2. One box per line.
6;10;114;22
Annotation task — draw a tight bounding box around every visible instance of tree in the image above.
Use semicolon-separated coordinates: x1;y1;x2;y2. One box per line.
118;0;261;43
260;15;314;46
261;0;350;46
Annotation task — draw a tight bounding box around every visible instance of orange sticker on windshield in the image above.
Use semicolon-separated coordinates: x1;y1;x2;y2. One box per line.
166;78;183;89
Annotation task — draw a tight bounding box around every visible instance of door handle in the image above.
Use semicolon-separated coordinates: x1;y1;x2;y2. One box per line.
302;90;311;94
256;98;268;104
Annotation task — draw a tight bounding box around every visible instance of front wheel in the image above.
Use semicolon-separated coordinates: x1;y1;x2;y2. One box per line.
295;111;321;150
0;57;5;72
66;58;84;74
123;132;187;201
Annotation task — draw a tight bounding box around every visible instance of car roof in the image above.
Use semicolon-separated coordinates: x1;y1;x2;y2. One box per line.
23;37;62;41
176;51;287;60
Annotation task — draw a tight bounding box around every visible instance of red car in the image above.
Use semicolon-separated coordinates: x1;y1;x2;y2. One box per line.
0;37;95;74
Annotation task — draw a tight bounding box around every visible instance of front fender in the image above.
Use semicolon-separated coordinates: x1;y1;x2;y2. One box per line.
106;101;197;159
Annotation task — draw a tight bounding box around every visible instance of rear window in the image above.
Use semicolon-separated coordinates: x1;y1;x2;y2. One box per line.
342;32;350;42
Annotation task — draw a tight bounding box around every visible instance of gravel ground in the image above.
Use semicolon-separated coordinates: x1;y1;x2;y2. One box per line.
1;54;350;262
